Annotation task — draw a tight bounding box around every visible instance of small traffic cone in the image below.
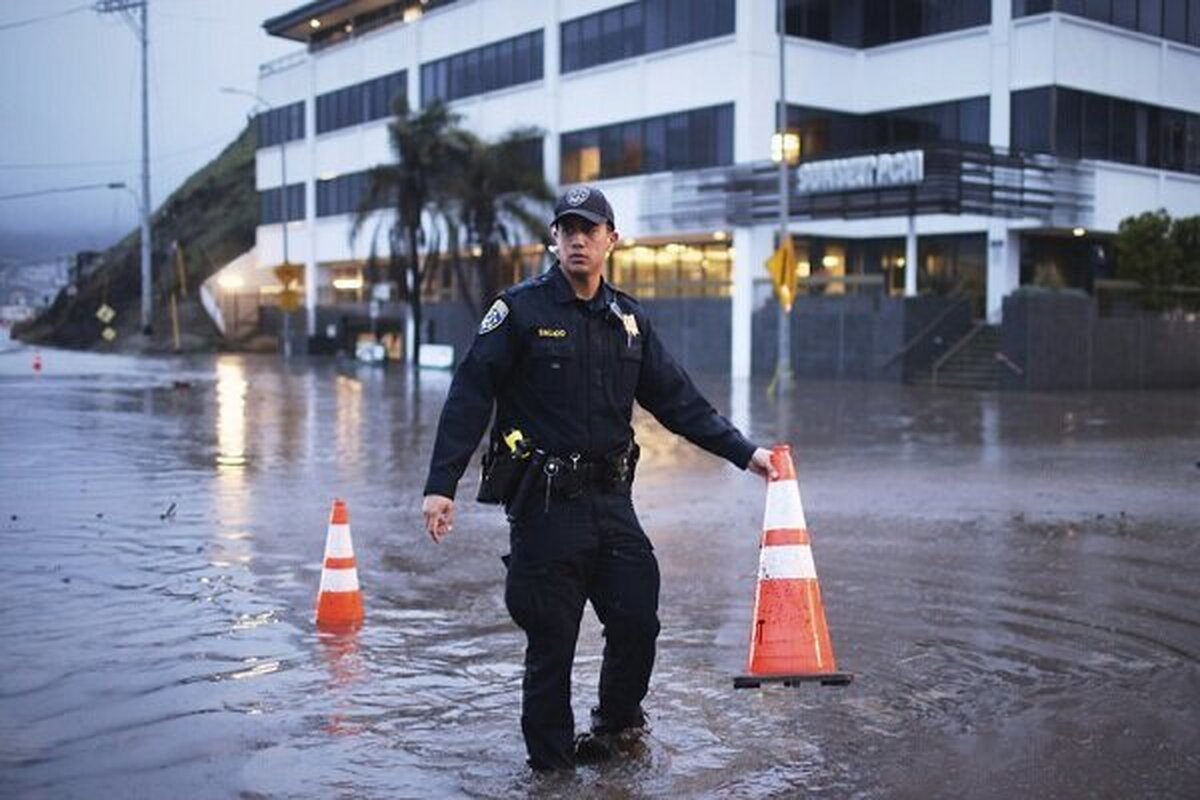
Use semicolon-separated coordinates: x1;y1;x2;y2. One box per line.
32;351;42;374
316;499;364;631
734;445;852;688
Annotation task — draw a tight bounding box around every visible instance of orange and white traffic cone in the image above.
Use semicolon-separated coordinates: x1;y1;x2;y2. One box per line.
315;499;364;631
734;445;852;688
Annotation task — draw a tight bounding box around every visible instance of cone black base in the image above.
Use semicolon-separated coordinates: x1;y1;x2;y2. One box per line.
733;672;854;689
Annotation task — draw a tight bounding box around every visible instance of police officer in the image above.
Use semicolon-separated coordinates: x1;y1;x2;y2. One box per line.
422;186;774;771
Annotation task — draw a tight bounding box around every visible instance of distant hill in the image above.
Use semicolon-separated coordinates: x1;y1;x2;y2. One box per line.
13;124;256;352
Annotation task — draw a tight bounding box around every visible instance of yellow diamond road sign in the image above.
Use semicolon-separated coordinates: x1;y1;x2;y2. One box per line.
278;288;302;313
274;263;302;288
101;326;117;342
96;304;115;324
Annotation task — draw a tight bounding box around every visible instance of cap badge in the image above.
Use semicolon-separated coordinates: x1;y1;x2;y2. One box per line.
565;187;591;206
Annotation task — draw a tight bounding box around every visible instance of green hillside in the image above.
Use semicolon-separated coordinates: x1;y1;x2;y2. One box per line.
13;123;257;352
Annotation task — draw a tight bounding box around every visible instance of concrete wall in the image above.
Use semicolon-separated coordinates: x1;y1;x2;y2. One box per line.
750;295;912;380
1001;291;1200;390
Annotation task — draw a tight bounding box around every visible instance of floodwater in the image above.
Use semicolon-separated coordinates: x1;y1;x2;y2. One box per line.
1;336;1197;799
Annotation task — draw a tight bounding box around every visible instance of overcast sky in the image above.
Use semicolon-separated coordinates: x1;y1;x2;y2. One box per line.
0;0;300;264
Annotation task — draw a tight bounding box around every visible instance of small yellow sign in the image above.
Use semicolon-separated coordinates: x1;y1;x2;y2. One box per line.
101;326;117;342
274;263;302;288
278;288;302;313
96;304;115;324
765;237;797;312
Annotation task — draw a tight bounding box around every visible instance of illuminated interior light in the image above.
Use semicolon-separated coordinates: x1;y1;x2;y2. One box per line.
1072;227;1086;237
218;275;244;290
333;277;363;290
309;18;321;29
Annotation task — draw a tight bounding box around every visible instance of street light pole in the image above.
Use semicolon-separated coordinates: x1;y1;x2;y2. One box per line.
775;0;793;389
221;87;293;358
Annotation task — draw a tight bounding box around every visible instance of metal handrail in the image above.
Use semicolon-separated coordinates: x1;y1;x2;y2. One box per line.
931;322;986;385
995;350;1024;376
881;293;970;367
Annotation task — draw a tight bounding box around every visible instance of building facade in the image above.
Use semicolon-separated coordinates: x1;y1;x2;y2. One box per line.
253;0;1200;376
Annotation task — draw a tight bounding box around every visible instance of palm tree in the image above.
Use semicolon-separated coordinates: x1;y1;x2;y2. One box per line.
451;129;554;314
352;97;468;361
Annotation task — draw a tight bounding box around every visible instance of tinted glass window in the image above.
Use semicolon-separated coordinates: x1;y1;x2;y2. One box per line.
560;0;733;74
1137;0;1162;34
421;30;542;105
1055;87;1082;158
1082;93;1110;158
1011;87;1052;152
257;101;305;148
560;103;733;181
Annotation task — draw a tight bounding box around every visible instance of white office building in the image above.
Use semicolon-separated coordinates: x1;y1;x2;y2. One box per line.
251;0;1200;377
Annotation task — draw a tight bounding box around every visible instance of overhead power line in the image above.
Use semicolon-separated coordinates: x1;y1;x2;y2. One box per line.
0;4;92;32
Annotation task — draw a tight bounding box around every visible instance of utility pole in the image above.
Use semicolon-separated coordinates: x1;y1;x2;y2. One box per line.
95;0;152;335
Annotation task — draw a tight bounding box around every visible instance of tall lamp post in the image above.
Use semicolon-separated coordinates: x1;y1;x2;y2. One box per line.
221;86;294;358
773;0;798;390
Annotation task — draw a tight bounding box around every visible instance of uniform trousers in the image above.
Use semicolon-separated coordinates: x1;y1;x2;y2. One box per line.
503;485;660;770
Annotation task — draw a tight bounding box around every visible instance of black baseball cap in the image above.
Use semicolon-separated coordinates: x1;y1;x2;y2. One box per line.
552;185;615;228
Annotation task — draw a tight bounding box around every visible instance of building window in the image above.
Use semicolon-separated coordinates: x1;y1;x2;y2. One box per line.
561;104;733;183
317;171;385;217
609;239;732;298
785;97;989;160
1011;86;1200;174
260;183;305;224
257;101;305;149
1013;0;1200;45
512;136;545;176
561;0;735;74
420;29;543;105
316;70;406;134
784;0;991;48
918;233;987;316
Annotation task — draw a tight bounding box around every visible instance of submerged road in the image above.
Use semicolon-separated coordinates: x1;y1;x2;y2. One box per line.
0;344;1196;798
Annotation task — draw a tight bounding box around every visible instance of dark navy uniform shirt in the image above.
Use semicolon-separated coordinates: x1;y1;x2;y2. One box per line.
423;264;756;499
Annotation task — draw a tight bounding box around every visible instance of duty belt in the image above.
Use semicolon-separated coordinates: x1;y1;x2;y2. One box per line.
507;442;640;521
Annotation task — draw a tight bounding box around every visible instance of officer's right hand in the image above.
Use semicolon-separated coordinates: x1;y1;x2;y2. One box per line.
423;494;455;543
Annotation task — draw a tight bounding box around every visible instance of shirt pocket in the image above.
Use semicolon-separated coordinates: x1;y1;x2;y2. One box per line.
528;338;577;401
617;338;643;399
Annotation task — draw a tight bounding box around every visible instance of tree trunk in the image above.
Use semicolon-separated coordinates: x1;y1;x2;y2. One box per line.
407;224;422;364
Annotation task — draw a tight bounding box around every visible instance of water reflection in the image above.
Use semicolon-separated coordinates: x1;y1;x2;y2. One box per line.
334;374;363;465
215;357;248;471
317;631;366;738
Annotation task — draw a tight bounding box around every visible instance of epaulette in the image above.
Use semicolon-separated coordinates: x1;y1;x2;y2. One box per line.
504;272;550;298
610;284;642;313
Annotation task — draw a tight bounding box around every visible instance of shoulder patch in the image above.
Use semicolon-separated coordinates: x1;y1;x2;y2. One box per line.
479;298;509;335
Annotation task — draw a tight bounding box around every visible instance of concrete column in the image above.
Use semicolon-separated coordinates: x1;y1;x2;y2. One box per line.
729;1;779;380
986;226;1022;322
989;0;1012;150
904;215;918;296
732;226;775;379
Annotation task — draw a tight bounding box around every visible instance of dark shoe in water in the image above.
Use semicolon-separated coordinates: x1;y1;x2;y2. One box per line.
589;705;647;735
574;728;649;765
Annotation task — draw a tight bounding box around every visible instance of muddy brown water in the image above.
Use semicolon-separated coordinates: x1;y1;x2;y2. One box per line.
1;345;1196;798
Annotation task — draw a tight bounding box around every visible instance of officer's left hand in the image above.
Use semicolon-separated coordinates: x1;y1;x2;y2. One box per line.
747;448;778;481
